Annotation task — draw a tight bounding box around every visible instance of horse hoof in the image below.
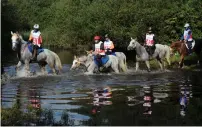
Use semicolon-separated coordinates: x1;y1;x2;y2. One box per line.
147;69;151;72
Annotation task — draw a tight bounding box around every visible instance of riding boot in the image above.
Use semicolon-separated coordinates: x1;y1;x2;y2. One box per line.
187;42;192;55
31;48;37;60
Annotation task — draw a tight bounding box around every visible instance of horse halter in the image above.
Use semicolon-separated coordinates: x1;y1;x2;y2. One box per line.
12;34;21;44
75;59;81;66
11;33;22;51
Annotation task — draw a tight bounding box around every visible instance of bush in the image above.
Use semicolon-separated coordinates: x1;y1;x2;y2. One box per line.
2;0;202;49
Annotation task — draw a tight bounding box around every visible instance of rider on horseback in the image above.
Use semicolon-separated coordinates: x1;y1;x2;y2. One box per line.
104;34;115;55
90;36;105;68
28;24;42;60
180;23;193;55
144;27;156;56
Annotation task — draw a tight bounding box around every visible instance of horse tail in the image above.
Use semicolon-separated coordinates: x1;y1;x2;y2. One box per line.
52;51;63;72
124;55;128;71
166;45;171;66
119;53;127;72
122;53;128;72
119;60;126;72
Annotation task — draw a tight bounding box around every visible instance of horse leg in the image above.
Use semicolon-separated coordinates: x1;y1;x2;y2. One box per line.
111;63;119;73
38;63;46;75
15;61;22;72
166;53;171;66
135;62;139;71
163;60;166;69
51;66;56;75
156;57;163;71
25;60;30;76
179;55;184;68
167;57;171;66
145;61;151;72
87;63;96;74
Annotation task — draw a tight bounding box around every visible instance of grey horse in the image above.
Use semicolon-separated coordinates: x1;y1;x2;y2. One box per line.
70;54;119;74
86;51;128;72
11;31;62;76
112;52;128;72
127;37;171;71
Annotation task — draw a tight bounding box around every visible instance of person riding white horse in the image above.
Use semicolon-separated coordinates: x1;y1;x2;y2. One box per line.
144;27;157;56
88;35;127;72
11;31;62;76
89;35;106;70
180;23;193;55
28;24;43;60
104;34;115;55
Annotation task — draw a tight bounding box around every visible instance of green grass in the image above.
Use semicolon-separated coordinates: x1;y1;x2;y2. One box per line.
148;52;201;70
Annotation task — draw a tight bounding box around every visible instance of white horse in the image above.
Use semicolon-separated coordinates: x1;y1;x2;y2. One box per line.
127;37;171;71
86;51;128;72
70;54;119;74
11;31;62;76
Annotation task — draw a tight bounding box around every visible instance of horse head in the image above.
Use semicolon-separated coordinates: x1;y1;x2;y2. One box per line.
11;31;22;51
70;55;88;70
70;55;81;70
170;41;182;55
127;37;138;50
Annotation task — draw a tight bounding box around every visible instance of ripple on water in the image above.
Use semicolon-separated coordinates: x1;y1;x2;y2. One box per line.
2;63;202;126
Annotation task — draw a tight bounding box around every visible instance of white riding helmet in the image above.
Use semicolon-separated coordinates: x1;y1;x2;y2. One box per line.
184;23;190;28
33;24;39;29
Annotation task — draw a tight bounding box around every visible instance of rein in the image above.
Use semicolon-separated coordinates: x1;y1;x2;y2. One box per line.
76;57;91;69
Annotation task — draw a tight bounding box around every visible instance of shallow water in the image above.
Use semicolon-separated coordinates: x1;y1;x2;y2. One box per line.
1;49;202;126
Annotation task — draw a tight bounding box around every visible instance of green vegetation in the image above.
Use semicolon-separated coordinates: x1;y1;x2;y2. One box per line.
1;104;73;126
2;0;202;49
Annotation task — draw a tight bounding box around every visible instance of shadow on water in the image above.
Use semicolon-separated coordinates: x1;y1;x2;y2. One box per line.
1;49;202;126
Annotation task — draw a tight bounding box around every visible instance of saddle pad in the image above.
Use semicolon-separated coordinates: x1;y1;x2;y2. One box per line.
94;55;109;66
37;48;44;55
28;43;44;55
28;43;33;53
111;52;116;56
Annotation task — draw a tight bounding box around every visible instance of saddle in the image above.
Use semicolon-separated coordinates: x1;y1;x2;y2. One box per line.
105;49;116;56
185;40;195;50
27;42;44;55
145;45;156;56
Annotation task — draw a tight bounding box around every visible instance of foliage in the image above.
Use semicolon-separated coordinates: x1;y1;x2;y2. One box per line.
1;104;73;126
2;0;202;49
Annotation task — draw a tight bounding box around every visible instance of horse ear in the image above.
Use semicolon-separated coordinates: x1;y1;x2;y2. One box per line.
11;31;14;35
131;37;133;40
74;55;77;59
85;50;89;54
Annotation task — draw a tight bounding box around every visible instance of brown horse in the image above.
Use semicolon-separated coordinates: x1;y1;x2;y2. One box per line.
170;39;202;68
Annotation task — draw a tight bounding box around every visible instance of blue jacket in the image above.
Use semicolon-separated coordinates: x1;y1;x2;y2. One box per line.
181;28;192;41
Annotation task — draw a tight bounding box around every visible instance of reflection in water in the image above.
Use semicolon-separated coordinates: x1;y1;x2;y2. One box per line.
92;87;112;114
179;78;193;117
28;87;41;109
2;66;202;126
143;85;153;115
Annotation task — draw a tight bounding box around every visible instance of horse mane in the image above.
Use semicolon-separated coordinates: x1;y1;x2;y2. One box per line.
170;40;182;48
17;33;27;44
134;40;145;55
